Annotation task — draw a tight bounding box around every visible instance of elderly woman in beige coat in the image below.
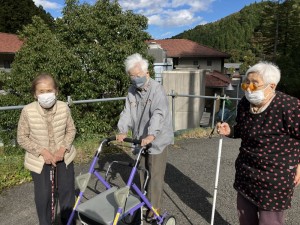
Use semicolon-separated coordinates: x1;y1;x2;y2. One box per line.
17;73;76;225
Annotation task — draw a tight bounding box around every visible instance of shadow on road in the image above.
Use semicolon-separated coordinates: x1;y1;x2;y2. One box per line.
165;163;231;225
76;149;231;225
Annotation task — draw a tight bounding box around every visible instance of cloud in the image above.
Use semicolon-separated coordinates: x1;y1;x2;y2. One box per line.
148;9;199;27
160;31;173;37
119;0;214;28
33;0;62;10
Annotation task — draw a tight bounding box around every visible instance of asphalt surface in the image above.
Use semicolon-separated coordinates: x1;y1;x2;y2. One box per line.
1;137;300;225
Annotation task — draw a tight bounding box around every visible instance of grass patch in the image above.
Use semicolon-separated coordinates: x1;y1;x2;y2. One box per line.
0;150;31;193
175;127;215;140
74;135;132;164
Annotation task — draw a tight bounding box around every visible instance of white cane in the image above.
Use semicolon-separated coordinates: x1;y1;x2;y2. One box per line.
210;95;226;225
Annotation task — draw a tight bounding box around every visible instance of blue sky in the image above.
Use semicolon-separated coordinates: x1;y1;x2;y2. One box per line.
33;0;263;39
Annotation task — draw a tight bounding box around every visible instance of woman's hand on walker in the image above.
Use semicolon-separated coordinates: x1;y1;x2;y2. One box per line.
116;133;127;142
141;135;155;146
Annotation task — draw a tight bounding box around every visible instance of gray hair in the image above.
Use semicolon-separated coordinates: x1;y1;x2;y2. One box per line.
245;61;281;85
124;53;149;74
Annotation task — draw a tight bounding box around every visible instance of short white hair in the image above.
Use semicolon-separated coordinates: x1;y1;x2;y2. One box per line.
245;61;281;85
124;53;148;74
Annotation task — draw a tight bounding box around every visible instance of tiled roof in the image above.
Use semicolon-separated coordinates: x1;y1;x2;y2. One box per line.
206;70;232;88
0;33;23;53
146;39;230;58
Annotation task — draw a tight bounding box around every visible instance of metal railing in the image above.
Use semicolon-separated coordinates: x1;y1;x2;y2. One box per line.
0;93;241;131
168;91;240;129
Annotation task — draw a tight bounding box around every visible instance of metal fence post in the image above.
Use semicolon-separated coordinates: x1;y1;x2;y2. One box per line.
171;90;175;131
211;93;217;128
67;96;72;106
236;83;240;116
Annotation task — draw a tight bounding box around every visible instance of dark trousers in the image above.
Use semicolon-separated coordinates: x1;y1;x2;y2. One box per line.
139;147;168;210
31;162;75;225
237;192;285;225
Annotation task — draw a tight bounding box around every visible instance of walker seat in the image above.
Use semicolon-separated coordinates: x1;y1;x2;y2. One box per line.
77;186;141;225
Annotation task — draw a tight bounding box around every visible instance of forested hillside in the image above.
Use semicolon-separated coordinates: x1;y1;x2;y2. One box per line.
174;2;264;62
0;0;54;34
174;0;300;98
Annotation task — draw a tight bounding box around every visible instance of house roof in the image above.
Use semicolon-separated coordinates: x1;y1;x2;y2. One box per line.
206;70;232;88
0;33;23;53
146;39;230;58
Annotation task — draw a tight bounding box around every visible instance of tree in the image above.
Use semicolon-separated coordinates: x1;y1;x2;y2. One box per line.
0;0;54;34
275;0;300;98
56;0;151;98
256;0;300;97
0;16;80;144
54;0;151;137
240;50;257;74
173;1;266;61
2;0;152;139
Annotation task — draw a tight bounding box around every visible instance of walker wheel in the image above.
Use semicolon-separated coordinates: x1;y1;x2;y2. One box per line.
162;215;176;225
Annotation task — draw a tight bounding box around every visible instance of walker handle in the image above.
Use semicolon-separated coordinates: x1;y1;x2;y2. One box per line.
105;136;141;145
123;138;152;149
105;136;152;149
123;137;141;145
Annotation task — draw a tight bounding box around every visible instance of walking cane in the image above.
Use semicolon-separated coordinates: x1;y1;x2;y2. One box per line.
210;95;226;225
50;166;55;225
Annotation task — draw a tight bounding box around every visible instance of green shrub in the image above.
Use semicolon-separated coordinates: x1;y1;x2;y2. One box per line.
0;146;31;193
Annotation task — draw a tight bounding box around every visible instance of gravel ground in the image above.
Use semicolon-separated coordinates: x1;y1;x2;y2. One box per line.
0;137;299;225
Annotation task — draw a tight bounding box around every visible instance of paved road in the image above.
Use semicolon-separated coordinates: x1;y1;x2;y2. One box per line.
1;137;299;225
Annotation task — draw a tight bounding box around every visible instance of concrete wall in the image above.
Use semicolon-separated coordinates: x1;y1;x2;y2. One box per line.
147;44;167;63
162;69;206;131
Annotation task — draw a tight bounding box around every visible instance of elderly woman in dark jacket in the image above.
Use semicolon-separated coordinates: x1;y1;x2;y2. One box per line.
217;61;300;225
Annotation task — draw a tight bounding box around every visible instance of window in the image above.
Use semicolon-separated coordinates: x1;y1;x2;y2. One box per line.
4;60;11;69
207;60;212;66
173;58;179;66
193;60;198;65
173;58;179;69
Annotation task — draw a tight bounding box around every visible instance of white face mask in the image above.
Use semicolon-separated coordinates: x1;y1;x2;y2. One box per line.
245;85;269;105
37;93;56;108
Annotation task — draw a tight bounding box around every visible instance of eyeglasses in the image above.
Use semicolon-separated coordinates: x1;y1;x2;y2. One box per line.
241;82;264;91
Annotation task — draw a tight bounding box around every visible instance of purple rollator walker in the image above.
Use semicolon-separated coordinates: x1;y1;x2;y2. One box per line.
67;136;175;225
